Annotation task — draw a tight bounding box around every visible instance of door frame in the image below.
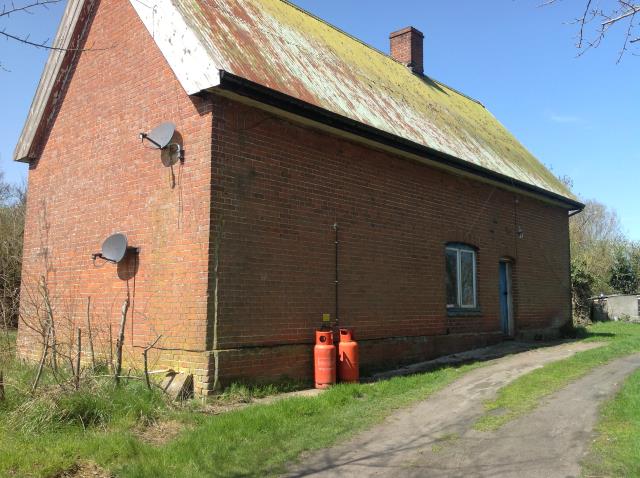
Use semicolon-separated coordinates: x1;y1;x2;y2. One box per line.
499;259;515;337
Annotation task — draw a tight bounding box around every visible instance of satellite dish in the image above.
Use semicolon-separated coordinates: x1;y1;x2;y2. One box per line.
101;233;129;263
91;233;139;266
139;122;184;163
140;122;176;149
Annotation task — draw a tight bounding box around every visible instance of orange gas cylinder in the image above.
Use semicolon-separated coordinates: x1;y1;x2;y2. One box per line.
314;330;336;389
338;328;359;383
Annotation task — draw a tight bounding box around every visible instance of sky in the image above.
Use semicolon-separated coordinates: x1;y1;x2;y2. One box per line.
1;1;639;238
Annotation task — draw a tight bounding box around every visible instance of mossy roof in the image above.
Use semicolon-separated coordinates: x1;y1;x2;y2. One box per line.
172;0;572;200
15;0;573;202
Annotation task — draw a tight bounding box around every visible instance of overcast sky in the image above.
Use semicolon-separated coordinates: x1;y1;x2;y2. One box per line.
1;1;638;238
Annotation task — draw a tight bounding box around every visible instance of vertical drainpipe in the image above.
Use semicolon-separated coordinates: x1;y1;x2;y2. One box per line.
210;218;224;392
212;253;219;391
567;207;583;327
333;223;339;329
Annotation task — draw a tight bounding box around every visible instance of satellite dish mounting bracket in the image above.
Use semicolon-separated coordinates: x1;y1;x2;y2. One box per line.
139;122;185;162
92;246;140;264
139;132;163;149
92;233;140;266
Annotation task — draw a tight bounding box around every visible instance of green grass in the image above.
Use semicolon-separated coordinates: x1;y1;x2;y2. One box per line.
114;367;487;477
4;322;639;477
474;322;640;432
214;380;306;403
583;368;640;477
0;331;484;478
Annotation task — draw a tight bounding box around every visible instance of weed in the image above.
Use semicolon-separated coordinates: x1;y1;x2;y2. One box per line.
212;379;305;404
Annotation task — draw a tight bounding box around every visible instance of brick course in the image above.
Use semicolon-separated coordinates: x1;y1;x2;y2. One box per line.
210;95;571;386
17;0;214;395
17;0;571;394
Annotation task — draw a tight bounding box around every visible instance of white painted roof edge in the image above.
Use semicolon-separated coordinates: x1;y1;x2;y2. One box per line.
14;0;221;162
13;0;88;162
129;0;220;96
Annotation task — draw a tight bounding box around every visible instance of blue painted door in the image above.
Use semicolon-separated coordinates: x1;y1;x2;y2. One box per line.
499;262;510;335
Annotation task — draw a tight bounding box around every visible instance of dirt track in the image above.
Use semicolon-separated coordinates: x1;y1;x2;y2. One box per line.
285;342;639;478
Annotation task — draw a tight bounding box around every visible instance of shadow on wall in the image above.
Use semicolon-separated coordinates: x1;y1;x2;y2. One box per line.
117;252;139;281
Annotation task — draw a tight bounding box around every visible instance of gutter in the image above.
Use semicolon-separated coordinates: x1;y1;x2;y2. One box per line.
215;70;584;212
568;208;584;217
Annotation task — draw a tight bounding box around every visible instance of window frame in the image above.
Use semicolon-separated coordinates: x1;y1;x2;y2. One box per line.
445;243;478;311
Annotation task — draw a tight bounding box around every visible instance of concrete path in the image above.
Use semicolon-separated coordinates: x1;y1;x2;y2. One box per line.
285;342;639;478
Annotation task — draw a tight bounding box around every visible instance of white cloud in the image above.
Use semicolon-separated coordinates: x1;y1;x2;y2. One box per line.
549;113;584;124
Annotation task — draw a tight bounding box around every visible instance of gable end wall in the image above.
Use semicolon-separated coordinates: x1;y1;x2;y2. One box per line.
17;0;215;395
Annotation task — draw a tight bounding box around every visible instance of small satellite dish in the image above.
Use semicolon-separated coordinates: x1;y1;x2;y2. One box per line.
92;233;137;264
140;122;176;149
139;122;184;163
101;233;128;263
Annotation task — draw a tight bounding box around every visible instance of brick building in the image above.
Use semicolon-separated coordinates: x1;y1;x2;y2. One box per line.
14;0;583;395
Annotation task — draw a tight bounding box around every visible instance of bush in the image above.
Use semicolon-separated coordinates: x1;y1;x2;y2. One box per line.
571;259;595;324
0;174;25;329
609;249;639;295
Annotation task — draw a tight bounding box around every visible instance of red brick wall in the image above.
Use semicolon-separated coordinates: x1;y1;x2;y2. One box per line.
17;0;214;394
17;0;571;392
211;95;571;384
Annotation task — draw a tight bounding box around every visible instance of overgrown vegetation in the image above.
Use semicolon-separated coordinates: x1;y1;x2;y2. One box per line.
0;332;167;428
569;198;640;323
0;330;483;477
583;368;640;477
0;171;25;329
474;321;640;431
3;323;640;477
609;247;639;294
571;259;596;323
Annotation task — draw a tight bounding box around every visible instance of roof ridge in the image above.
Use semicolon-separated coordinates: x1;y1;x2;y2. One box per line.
431;79;485;107
278;0;484;107
279;0;392;61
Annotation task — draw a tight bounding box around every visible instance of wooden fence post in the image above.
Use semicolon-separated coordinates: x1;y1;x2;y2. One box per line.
86;297;95;369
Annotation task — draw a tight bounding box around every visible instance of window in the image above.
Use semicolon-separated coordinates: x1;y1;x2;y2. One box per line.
445;244;477;309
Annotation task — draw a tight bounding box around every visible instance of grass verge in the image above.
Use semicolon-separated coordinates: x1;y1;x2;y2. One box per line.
474;322;640;432
0;330;484;478
7;323;638;477
582;368;640;477
112;366;483;477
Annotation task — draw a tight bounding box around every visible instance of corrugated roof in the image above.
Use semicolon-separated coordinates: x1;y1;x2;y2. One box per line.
172;0;573;200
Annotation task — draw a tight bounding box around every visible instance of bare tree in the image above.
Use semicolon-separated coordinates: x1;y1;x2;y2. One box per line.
0;0;106;71
0;1;59;69
570;198;625;294
545;0;640;61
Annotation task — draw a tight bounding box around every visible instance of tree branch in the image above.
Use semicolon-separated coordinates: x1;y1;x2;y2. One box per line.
545;1;640;61
0;0;62;18
0;28;105;52
602;3;640;26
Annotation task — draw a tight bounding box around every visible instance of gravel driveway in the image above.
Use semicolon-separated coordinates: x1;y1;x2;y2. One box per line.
285;341;638;478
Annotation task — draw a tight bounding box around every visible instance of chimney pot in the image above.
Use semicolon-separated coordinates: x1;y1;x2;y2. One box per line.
389;26;424;75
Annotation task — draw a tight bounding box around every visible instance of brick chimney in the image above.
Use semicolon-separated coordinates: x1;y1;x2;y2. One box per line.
389;26;424;75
